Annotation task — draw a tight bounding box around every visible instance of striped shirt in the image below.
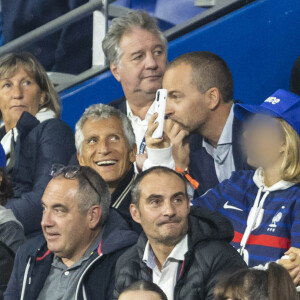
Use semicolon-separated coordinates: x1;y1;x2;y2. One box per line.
192;170;300;267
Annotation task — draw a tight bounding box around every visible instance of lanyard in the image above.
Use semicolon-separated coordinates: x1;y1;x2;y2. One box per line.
139;136;146;154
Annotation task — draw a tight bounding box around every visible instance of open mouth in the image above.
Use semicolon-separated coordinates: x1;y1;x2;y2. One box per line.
95;160;118;167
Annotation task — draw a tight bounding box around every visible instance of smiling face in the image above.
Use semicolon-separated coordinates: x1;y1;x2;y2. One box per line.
111;27;167;102
163;63;210;133
130;171;190;246
0;67;45;132
77;117;137;192
41;178;99;265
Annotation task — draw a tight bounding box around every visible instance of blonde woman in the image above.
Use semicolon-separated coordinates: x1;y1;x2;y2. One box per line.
193;89;300;268
0;53;75;237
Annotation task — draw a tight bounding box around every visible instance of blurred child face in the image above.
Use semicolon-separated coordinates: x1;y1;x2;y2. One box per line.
119;290;163;300
243;115;286;169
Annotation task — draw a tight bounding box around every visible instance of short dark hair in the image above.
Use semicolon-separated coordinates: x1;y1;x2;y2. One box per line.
214;262;299;300
53;166;111;227
167;51;233;103
131;166;188;208
120;280;167;300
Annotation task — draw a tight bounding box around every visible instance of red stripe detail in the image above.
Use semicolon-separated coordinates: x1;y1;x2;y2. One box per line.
233;231;291;249
36;250;51;261
178;260;185;278
97;240;102;255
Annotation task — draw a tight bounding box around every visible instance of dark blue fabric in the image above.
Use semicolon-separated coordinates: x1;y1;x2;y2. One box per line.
0;13;4;46
4;112;75;237
109;96;127;114
0;143;6;168
189;116;251;197
4;209;138;300
1;0;92;74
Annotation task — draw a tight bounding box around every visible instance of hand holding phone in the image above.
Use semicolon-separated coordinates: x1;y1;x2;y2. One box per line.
152;89;167;139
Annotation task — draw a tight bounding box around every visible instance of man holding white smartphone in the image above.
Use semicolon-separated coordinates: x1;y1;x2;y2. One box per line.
146;51;250;196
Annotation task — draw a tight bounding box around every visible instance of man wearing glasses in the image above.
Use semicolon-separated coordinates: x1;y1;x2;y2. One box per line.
4;165;138;300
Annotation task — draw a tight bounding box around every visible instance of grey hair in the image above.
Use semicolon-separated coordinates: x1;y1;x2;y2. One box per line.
54;166;111;227
102;10;167;65
76;167;111;227
75;103;136;155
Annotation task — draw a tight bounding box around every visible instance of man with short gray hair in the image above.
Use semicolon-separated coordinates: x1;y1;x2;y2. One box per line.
102;10;169;170
5;165;138;300
75;103;138;215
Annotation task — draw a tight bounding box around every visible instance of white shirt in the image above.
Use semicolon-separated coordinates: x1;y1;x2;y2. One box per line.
202;105;235;182
143;235;188;300
126;100;155;152
126;100;175;171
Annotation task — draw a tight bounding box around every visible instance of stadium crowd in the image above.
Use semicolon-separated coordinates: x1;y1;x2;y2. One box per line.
0;9;299;300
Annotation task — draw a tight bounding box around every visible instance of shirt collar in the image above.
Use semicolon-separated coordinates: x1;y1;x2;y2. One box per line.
126;100;155;121
143;235;188;270
202;105;234;148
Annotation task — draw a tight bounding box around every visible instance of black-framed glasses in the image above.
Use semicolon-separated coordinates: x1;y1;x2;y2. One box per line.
50;164;101;200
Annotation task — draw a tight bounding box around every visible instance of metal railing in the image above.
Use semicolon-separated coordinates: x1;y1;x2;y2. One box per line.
0;0;254;93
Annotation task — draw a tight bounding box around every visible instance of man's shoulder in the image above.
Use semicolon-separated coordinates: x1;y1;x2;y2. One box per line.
108;96;126;114
115;243;139;270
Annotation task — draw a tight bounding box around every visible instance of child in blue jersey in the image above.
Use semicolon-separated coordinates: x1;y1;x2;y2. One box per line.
193;89;300;268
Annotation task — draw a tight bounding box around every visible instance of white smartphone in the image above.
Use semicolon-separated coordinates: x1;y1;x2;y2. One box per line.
152;89;167;139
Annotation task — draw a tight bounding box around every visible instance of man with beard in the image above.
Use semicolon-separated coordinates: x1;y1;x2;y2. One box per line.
146;51;250;196
113;167;246;300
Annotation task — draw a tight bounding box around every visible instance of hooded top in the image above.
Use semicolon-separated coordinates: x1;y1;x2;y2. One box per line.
4;208;138;300
114;206;246;300
193;170;300;267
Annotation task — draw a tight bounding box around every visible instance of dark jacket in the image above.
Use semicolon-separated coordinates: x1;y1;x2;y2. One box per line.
4;208;139;300
189;116;251;197
109;96;126;114
0;241;14;300
1;0;92;74
114;207;247;300
3;112;75;237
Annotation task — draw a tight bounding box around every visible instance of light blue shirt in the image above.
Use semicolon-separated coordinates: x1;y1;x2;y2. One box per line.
202;105;235;183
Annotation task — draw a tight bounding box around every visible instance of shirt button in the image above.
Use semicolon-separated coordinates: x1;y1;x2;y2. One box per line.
64;271;70;276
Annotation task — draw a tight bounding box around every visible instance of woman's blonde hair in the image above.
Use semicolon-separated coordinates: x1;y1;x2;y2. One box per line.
279;118;300;183
0;52;61;120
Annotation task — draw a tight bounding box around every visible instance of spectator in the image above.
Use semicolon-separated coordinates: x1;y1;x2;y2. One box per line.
214;262;298;300
0;53;75;237
0;143;25;253
162;51;250;196
4;165;138;300
290;56;300;96
75;104;137;217
114;166;246;300
119;280;167;300
193;89;300;267
1;0;92;74
102;11;169;171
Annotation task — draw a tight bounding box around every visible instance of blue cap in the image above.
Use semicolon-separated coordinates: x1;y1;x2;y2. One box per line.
0;144;6;169
234;89;300;136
